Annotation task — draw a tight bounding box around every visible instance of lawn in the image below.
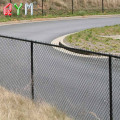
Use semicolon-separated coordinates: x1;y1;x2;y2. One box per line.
0;9;120;22
65;25;120;53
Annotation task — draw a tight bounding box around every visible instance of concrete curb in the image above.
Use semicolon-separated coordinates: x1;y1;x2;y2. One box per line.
59;37;92;55
52;30;120;58
52;32;120;58
51;33;107;59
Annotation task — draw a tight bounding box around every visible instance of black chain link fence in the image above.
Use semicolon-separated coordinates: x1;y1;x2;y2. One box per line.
112;58;120;120
0;35;120;120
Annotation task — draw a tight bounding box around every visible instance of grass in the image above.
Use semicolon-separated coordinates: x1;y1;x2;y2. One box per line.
0;10;119;23
0;86;72;120
0;0;120;22
65;24;120;53
0;8;120;22
1;0;120;10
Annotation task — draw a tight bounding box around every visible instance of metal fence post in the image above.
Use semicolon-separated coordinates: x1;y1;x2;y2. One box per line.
102;0;104;13
109;56;113;120
72;0;74;14
31;42;34;100
42;0;44;16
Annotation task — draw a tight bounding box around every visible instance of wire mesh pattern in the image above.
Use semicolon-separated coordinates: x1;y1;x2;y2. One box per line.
0;36;120;120
112;58;120;120
34;44;110;120
0;37;31;98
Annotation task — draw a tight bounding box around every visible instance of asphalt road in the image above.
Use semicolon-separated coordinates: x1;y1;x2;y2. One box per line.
0;17;120;120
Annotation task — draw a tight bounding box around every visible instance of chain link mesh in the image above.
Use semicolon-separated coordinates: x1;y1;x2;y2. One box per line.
0;38;31;98
0;37;120;120
34;44;110;120
112;57;120;120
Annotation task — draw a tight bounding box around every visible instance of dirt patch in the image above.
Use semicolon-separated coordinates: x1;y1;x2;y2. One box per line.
101;35;120;39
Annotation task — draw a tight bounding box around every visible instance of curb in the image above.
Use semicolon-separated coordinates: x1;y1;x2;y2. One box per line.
59;34;120;56
59;38;92;55
51;34;107;59
52;32;120;58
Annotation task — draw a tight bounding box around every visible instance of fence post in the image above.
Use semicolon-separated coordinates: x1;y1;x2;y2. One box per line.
42;0;44;16
72;0;74;14
102;0;104;13
109;56;113;120
31;42;34;100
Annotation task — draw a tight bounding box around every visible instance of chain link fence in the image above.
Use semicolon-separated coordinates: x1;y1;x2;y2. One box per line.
0;35;120;120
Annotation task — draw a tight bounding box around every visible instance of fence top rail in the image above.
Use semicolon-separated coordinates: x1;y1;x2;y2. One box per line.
0;34;120;59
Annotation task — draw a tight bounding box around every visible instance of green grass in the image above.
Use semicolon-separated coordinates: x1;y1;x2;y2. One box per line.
0;9;120;22
66;25;120;53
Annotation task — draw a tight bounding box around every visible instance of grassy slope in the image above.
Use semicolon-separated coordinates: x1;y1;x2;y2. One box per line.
66;25;120;53
0;0;120;22
0;87;72;120
1;0;120;9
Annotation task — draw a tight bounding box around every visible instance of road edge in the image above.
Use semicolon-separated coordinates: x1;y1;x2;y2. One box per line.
0;14;120;26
